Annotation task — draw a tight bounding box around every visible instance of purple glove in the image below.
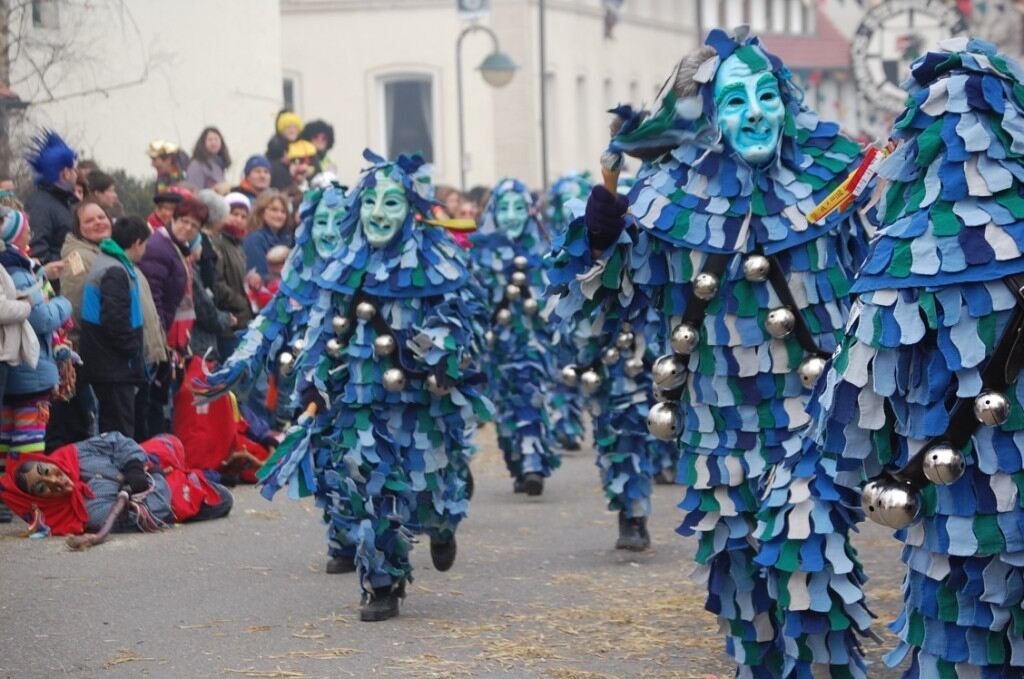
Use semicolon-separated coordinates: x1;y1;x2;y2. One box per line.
585;186;627;253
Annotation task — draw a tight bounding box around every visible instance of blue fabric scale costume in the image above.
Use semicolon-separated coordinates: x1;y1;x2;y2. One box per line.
800;39;1024;677
470;178;559;497
195;183;357;573
253;152;492;621
547;29;871;677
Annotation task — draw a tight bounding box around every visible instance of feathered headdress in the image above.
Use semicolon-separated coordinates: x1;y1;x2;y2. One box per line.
26;130;77;185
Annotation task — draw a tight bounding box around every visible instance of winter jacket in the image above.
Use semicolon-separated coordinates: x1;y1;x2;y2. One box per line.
137;228;188;332
243;225;293;277
270;160;293;191
136;270;168;366
78;249;146;385
0;249;72;396
210;232;252;333
189;262;231;360
25;182;77;265
59;235;101;347
185;158;225;190
197;231;218;291
76;432;173;532
0;264;34;367
229;179;260;202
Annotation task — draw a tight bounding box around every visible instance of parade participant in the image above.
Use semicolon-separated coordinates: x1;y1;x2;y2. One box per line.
0;432;231;536
195;182;352;570
25;130;78;265
471;178;557;496
789;38;1024;677
147;140;185;195
548;28;870;677
254;151;492;621
545;173;592;452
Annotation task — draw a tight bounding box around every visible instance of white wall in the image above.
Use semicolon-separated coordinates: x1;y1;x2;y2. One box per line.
12;0;282;183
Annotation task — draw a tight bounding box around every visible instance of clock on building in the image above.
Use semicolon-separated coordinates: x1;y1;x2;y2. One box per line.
851;0;966;113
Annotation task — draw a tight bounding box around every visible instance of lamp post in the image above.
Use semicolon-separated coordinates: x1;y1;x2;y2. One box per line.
456;23;516;192
538;0;549;193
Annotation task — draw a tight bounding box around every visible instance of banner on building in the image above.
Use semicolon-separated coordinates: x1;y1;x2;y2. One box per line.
457;0;491;20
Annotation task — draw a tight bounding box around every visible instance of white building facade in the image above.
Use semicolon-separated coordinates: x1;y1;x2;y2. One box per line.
280;0;698;190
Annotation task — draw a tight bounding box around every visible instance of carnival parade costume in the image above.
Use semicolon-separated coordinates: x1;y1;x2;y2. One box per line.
802;38;1024;677
195;183;358;572
470;179;558;496
548;29;870;677
257;151;492;621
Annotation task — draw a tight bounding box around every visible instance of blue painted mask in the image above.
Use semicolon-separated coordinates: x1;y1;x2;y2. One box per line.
496;192;529;239
311;189;347;258
360;172;409;248
713;53;785;166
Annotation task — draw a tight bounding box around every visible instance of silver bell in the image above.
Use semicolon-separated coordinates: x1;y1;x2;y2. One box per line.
651;354;687;391
624;356;644;378
765;307;796;339
513;255;529;271
355;301;377;321
510;271;527;287
615;331;635;350
561;365;580;387
505;284;522;301
326;338;344;359
602;347;621;366
426;373;452;397
495;308;513;326
692;272;720;301
485;330;496;347
579;369;603;395
670;323;699;355
278;351;295;375
291;338;306;353
797;356;827;388
861;479;919;530
743;255;771;282
382;368;407;392
647;402;681;442
974;390;1010;427
921;442;966;486
523;298;539;316
332;315;349;336
373;335;396;357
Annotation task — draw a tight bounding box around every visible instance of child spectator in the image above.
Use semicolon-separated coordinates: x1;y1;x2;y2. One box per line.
246;244;289;311
0;432;232;536
186;127;231;191
211;193;253;356
266;110;303;163
148;189;184;230
85;171;120;218
231;155;272;202
77;216;150;438
0;206;73;460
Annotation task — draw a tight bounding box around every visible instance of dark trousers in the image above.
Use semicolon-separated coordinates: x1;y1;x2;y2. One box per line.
91;383;139;439
45;385;97;452
188;482;234;522
134;362;172;441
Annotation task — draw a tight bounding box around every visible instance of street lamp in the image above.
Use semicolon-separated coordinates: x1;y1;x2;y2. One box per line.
456;23;516;192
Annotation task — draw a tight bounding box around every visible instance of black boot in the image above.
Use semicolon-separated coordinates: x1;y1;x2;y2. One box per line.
654;467;676;485
360;580;405;622
465;468;475;500
0;499;11;524
522;472;544;497
615;512;650;551
513;476;525;493
430;534;457;572
325;555;356;574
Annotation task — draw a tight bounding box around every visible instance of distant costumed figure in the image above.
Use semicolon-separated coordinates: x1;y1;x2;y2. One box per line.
798;38;1024;678
254;151;493;621
547;28;873;677
470;178;559;497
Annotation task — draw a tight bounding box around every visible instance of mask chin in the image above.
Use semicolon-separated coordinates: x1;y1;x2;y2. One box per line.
364;223;399;248
503;221;526;239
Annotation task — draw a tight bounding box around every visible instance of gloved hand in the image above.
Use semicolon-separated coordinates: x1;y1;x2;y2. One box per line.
585;185;628;253
121;460;151;495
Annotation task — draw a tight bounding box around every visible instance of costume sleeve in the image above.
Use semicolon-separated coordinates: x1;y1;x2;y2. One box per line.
406;279;490;380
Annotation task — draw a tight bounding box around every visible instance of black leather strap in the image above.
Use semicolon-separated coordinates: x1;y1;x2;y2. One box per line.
766;254;828;358
680;253;731;328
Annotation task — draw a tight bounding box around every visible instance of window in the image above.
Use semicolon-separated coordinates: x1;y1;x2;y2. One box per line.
283;78;296;112
31;0;58;29
576;75;589;164
383;77;434;162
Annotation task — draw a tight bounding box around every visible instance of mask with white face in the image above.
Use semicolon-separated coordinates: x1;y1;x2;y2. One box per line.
359;172;409;248
713;52;786;166
496;192;530;239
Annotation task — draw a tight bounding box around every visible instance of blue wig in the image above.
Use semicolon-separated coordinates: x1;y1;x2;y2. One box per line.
26;130;77;184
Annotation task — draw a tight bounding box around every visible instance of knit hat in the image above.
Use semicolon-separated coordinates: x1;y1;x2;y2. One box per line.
276;111;303;135
146;139;179;159
26;130;77;184
224;191;251;213
0;206;29;246
153;185;192;205
243;154;272;176
286;140;317;161
196;189;229;226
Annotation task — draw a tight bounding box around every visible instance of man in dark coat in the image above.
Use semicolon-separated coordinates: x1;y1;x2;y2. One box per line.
24;131;78;265
78;216;150;437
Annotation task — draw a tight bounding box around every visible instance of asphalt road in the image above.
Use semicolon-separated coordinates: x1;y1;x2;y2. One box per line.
0;425;907;679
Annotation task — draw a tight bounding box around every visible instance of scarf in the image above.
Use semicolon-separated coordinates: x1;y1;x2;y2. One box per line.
98;238;136;273
0;446;94;536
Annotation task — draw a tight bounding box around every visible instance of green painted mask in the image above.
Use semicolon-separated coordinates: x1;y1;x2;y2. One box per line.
359;172;409;248
496;192;529;239
311;193;347;258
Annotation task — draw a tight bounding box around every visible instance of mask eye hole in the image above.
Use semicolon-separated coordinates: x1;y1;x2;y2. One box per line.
760;91;777;103
728;96;744;107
